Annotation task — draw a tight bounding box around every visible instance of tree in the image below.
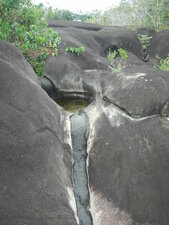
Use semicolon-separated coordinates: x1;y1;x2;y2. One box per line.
1;0;30;10
87;0;169;29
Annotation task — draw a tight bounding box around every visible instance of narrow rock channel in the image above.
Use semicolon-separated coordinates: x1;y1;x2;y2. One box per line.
71;112;92;225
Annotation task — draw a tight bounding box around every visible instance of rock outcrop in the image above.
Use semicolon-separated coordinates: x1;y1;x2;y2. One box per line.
44;21;169;225
1;20;169;225
0;40;78;225
148;29;169;60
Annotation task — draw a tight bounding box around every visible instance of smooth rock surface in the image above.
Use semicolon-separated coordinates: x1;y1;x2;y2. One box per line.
1;20;169;225
87;102;169;225
148;29;169;60
0;40;77;225
43;22;169;224
101;64;169;117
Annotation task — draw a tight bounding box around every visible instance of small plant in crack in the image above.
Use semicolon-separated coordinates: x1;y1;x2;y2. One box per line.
107;49;118;63
137;34;152;62
66;46;85;56
107;48;128;73
119;48;128;59
137;34;152;50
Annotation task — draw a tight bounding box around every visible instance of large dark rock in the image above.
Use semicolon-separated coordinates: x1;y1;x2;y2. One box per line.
45;22;142;96
93;27;142;58
0;40;77;225
44;21;169;225
1;20;169;225
48;20;103;31
87;102;169;225
101;64;169;117
137;27;156;39
148;29;169;60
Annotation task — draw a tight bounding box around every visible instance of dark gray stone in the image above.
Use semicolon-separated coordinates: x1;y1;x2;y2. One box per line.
101;64;169;117
88;102;169;225
48;20;103;31
2;20;169;225
45;21;142;94
137;27;156;39
148;29;169;61
0;40;77;225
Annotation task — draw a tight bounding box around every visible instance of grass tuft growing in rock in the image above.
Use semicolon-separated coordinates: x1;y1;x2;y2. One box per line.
107;48;128;73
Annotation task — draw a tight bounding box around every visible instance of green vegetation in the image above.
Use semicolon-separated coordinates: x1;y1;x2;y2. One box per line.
157;54;169;72
119;48;128;59
0;1;61;77
111;64;123;74
66;46;85;56
137;34;152;50
88;0;169;29
107;48;128;62
47;7;91;22
107;48;128;73
0;0;168;77
107;50;117;63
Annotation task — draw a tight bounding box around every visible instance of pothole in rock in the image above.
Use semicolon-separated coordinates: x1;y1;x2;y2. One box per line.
55;98;90;112
40;78;93;224
56;96;92;224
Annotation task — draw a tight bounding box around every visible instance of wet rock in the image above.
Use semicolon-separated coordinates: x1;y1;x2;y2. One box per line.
71;113;92;225
40;77;57;98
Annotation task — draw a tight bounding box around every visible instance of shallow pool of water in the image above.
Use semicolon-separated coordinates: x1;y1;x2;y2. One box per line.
55;98;89;112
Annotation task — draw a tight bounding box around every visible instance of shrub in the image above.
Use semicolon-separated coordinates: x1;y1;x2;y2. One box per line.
157;54;169;72
0;2;61;77
137;34;152;50
66;46;85;56
107;49;117;63
119;48;128;59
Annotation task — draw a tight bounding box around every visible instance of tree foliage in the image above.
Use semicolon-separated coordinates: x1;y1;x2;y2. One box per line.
88;0;169;29
1;0;31;10
0;0;61;77
46;7;91;22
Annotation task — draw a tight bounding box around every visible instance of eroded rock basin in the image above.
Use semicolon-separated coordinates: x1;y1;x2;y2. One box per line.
55;96;92;225
55;98;89;112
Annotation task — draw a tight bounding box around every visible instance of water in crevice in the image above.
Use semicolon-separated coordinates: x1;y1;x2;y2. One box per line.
56;98;89;112
54;95;92;224
71;112;92;225
40;79;93;223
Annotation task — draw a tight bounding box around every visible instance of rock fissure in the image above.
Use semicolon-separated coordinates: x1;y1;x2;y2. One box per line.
102;96;167;120
71;112;93;225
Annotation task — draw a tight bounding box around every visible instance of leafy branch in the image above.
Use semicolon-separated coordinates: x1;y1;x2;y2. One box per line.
66;46;85;56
